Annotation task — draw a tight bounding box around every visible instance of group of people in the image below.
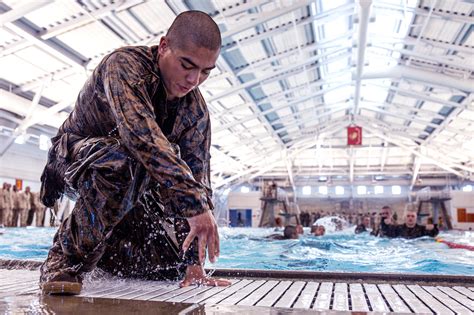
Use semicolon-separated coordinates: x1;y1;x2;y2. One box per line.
0;183;47;228
269;205;438;240
355;205;439;239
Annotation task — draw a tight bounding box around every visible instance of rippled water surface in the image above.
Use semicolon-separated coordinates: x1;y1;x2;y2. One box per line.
1;226;473;275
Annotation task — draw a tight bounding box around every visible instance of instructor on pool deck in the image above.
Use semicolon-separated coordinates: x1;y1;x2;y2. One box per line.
39;10;230;295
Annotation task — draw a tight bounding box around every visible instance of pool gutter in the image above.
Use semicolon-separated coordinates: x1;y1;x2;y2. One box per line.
1;258;472;286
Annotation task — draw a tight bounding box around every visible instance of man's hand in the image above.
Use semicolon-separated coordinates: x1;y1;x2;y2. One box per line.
180;265;231;287
183;210;219;263
426;224;435;231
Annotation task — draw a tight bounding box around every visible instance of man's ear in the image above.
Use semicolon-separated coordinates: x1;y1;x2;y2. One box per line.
158;36;169;54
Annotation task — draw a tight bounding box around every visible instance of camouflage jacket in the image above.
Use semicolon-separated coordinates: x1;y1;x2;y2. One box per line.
45;45;213;217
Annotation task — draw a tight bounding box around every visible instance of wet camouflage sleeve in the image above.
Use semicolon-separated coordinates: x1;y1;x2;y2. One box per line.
102;51;211;218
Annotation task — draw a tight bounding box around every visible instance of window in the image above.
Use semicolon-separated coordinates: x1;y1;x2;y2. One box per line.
462;185;472;192
302;186;311;195
319;186;328;195
392;185;401;195
357;186;367;195
240;186;250;193
335;186;344;195
374;185;384;194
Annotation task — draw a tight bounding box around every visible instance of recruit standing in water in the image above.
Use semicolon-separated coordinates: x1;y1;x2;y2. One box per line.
39;11;231;295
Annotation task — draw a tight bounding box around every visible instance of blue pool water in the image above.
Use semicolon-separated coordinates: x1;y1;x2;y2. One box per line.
1;226;473;276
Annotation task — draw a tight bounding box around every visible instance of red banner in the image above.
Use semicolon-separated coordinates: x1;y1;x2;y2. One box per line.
15;179;23;191
347;126;362;145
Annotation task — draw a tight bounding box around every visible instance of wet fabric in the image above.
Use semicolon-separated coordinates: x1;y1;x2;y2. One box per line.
385;223;439;239
41;45;213;217
371;220;398;237
39;45;211;282
354;224;368;234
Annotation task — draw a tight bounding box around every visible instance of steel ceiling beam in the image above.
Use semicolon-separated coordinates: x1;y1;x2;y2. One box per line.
362;125;469;178
352;0;372;115
362;66;474;93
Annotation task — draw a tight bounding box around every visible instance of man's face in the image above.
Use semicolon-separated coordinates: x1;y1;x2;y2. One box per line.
312;225;325;236
405;212;417;227
380;208;391;219
363;217;370;227
158;37;219;100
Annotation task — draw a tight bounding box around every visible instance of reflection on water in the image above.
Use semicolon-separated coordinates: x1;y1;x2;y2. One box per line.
0;293;316;314
1;227;473;275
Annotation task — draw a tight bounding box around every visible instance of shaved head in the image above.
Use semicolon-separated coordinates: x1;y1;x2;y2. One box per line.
166;10;221;52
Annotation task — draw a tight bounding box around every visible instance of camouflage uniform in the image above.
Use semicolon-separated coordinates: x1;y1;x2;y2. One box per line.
32;193;47;227
0;187;6;226
40;46;212;283
12;189;28;227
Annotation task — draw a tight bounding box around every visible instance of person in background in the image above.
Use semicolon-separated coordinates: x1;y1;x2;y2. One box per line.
387;210;439;239
3;183;13;226
25;186;36;226
274;217;283;229
311;224;326;236
11;186;23;227
372;206;397;237
355;215;371;234
266;225;300;240
0;183;7;226
34;192;47;227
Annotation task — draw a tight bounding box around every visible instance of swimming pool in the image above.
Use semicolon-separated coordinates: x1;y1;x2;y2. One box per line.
1;226;473;276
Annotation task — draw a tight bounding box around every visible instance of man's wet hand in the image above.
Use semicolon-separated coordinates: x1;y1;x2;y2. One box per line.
180;265;231;287
183;210;219;263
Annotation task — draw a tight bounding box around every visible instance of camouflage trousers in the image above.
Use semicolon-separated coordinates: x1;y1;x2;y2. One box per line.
40;137;197;283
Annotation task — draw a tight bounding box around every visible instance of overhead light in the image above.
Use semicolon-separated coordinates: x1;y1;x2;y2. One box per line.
241;186;250;193
14;134;26;144
319;176;327;182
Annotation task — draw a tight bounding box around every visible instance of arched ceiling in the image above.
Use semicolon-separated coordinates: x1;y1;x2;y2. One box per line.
0;0;473;191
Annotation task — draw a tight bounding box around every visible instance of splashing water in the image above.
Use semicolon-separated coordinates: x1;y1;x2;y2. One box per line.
1;227;473;276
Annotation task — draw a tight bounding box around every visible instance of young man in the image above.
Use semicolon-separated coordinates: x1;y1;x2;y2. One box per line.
354;215;371;234
371;206;397;237
388;210;439;239
40;11;230;295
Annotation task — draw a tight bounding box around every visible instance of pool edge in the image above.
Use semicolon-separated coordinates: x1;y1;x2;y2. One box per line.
1;258;472;286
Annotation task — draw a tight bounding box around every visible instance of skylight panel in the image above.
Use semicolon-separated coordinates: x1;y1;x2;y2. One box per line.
322;18;349;39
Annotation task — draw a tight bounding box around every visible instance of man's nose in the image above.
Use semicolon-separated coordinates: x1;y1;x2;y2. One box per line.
187;71;200;86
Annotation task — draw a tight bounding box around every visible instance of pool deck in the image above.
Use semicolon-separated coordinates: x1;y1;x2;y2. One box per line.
0;261;473;314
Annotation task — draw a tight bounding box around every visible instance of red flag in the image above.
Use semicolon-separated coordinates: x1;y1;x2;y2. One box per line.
347;126;362;145
15;179;23;191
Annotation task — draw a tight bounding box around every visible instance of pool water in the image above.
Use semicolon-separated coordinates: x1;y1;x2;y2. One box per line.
1;226;473;276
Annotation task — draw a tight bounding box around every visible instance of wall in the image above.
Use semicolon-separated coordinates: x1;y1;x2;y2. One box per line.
297;198;407;218
450;191;474;230
227;191;262;227
0;140;47;185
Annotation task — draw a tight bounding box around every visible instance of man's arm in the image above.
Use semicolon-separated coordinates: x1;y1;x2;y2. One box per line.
102;50;220;269
102;50;210;218
424;224;439;237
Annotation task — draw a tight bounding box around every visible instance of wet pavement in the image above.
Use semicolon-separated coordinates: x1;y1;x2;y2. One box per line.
0;293;358;314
